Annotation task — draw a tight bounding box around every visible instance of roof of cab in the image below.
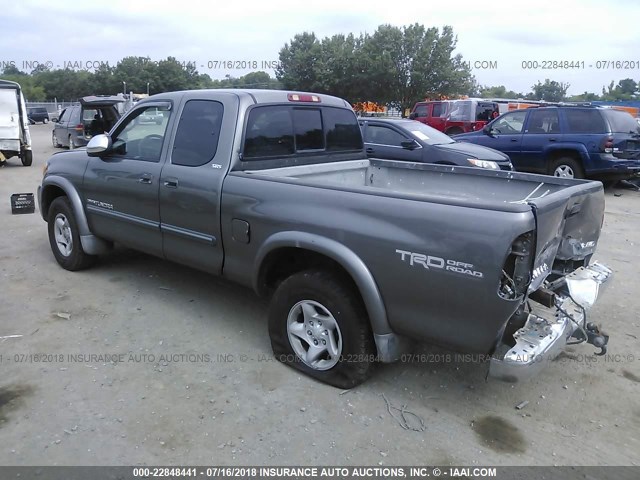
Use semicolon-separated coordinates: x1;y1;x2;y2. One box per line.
143;89;352;108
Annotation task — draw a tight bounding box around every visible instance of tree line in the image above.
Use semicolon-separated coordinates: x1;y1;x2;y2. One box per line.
1;23;638;108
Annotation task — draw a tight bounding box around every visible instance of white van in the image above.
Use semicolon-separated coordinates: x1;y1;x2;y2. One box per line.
0;80;33;166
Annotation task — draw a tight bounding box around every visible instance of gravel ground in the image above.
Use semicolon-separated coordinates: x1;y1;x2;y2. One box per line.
0;123;639;467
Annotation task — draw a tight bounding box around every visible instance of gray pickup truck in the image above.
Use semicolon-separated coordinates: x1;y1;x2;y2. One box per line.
38;89;612;388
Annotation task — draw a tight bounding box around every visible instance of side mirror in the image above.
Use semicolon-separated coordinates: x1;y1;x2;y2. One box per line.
86;134;112;157
483;125;494;136
401;140;419;150
408;112;418;119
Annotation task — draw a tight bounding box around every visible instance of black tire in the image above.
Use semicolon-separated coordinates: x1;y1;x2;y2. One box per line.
445;127;464;136
43;118;49;124
52;131;61;148
549;156;584;179
47;197;96;271
21;150;33;166
268;269;375;388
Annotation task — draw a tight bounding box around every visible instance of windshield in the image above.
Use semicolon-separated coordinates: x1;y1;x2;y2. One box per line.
602;109;640;134
401;120;454;145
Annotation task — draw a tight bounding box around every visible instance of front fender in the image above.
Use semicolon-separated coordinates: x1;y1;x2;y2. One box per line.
254;231;406;362
40;175;111;255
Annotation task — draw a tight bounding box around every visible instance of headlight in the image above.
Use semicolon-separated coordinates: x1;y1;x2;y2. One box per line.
468;159;499;170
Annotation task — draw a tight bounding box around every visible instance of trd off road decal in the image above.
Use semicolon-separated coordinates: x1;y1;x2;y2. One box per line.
87;198;114;210
396;249;483;278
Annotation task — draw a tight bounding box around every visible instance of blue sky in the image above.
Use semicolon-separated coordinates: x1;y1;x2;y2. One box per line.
3;0;639;95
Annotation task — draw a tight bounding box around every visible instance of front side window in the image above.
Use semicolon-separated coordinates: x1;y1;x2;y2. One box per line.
490;110;527;134
110;105;171;162
172;100;224;167
365;125;406;146
57;109;67;123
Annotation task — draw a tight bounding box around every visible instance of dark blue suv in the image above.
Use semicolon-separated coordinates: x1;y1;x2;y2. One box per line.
454;106;640;180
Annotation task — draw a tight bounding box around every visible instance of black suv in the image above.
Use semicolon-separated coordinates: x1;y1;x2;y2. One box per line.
456;106;640;180
27;107;50;124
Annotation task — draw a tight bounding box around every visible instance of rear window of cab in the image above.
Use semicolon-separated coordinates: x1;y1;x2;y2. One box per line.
243;105;362;159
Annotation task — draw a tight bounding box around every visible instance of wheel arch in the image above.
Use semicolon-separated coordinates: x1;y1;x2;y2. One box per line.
40;176;111;255
254;232;403;361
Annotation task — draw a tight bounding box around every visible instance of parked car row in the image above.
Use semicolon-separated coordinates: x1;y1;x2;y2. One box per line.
39;90;640;183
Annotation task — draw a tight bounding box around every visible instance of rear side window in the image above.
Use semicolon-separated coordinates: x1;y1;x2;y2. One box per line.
431;103;445;117
564;109;606;133
172;100;224;167
324;107;362;151
526;109;560;134
243;106;361;159
601;109;640;134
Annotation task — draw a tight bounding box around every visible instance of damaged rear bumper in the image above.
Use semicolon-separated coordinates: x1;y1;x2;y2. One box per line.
489;262;612;382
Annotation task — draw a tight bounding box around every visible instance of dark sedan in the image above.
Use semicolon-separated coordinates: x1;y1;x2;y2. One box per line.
358;117;513;170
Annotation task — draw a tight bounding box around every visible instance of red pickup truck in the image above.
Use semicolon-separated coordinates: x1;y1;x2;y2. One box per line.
409;99;500;136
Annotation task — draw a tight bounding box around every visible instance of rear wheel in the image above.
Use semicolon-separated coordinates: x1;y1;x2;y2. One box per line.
43;118;49;124
47;197;96;271
21;150;33;166
549;156;584;179
268;269;375;388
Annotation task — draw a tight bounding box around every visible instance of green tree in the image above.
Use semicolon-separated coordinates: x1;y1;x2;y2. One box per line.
529;79;570;102
478;85;525;99
276;32;324;92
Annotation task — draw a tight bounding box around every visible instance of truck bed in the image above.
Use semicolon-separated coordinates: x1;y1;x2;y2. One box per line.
246;158;597;213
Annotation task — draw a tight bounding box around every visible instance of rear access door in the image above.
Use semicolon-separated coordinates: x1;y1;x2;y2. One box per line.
0;87;21;151
159;92;239;274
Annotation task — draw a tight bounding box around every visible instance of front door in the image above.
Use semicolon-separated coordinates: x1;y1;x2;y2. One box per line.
83;104;173;257
481;110;528;167
363;123;421;161
159;95;237;274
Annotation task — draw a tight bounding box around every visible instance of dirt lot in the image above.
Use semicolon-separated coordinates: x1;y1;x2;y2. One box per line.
1;123;639;467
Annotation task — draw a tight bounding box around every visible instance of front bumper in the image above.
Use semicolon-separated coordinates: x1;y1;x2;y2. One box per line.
489;262;612;382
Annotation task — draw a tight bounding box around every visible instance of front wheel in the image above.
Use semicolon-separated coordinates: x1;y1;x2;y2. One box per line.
47;197;96;271
52;131;61;148
268;269;375;388
549;157;584;179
